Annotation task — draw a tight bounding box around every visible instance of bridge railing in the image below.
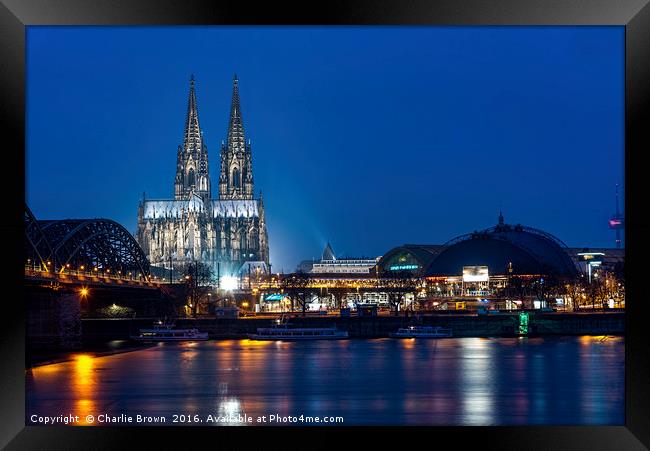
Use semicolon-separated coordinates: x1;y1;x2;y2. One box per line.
24;266;168;287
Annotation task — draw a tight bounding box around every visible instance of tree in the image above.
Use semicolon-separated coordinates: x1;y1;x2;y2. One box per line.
327;286;349;309
506;276;529;308
382;270;417;316
530;274;563;309
610;261;625;308
279;271;313;316
182;261;214;317
415;279;431;311
564;276;587;311
586;273;610;310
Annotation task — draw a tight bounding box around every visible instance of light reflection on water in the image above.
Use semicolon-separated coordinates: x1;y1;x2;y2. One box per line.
26;336;624;426
460;338;494;425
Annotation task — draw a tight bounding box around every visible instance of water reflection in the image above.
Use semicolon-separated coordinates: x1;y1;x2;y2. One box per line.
460;338;494;425
72;355;97;424
26;336;624;426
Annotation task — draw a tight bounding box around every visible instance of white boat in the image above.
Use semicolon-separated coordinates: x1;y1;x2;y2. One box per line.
389;325;452;338
248;316;348;340
248;326;348;340
131;322;209;341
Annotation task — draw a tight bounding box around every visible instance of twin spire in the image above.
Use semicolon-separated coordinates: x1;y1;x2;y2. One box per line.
178;74;254;202
182;74;246;154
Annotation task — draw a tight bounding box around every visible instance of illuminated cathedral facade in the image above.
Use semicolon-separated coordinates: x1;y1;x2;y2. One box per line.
136;75;269;279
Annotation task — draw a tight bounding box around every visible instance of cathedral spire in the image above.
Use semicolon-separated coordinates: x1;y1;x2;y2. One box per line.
227;74;245;152
175;75;210;201
220;75;254;200
183;74;202;153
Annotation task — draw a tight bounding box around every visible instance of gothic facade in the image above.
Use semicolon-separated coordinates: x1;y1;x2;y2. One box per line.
136;75;269;278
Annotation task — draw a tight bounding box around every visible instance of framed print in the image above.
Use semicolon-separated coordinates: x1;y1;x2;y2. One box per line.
3;0;650;449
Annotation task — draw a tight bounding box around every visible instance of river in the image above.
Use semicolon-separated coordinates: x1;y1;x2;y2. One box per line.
26;335;624;426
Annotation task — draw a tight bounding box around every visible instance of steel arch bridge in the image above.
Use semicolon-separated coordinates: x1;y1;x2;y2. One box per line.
25;205;150;277
25;206;56;271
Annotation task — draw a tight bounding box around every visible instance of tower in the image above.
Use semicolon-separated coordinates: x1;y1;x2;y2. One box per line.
219;74;254;200
609;184;624;248
175;75;211;201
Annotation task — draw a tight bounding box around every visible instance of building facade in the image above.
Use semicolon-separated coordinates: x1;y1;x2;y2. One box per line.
296;242;380;275
136;75;269;279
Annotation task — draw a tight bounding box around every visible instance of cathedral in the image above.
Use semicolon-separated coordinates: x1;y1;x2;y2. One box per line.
136;75;270;279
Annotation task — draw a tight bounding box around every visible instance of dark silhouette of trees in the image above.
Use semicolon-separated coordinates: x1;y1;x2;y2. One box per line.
381;270;417;316
279;271;313;316
182;261;214;316
530;274;563;309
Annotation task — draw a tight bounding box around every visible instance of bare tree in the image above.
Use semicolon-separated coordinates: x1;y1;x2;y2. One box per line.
326;286;349;310
586;274;610;310
506;276;529;308
182;261;214;317
563;274;589;311
609;262;625;307
381;270;417;316
280;271;313;316
530;273;564;309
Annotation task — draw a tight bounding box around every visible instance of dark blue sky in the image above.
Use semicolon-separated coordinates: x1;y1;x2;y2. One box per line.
26;26;624;272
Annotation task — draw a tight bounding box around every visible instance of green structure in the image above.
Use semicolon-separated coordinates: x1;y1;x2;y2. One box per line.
518;312;529;335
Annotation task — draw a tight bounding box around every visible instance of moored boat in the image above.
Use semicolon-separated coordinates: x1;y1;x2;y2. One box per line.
131;321;209;341
248;326;348;340
248;315;348;340
389;325;452;338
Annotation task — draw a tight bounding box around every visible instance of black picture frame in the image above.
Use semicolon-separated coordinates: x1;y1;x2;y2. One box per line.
2;1;649;449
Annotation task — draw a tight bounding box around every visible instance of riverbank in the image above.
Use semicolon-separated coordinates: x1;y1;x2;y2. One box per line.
26;312;624;366
26;341;156;368
80;311;625;340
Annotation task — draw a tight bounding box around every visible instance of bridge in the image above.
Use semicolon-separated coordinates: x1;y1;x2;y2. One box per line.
24;267;166;289
24;205;186;351
25;205;150;277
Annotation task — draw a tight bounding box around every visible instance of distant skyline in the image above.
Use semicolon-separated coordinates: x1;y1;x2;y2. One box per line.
26;26;624;272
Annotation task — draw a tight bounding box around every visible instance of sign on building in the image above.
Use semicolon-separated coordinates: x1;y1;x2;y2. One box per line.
462;265;489;282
